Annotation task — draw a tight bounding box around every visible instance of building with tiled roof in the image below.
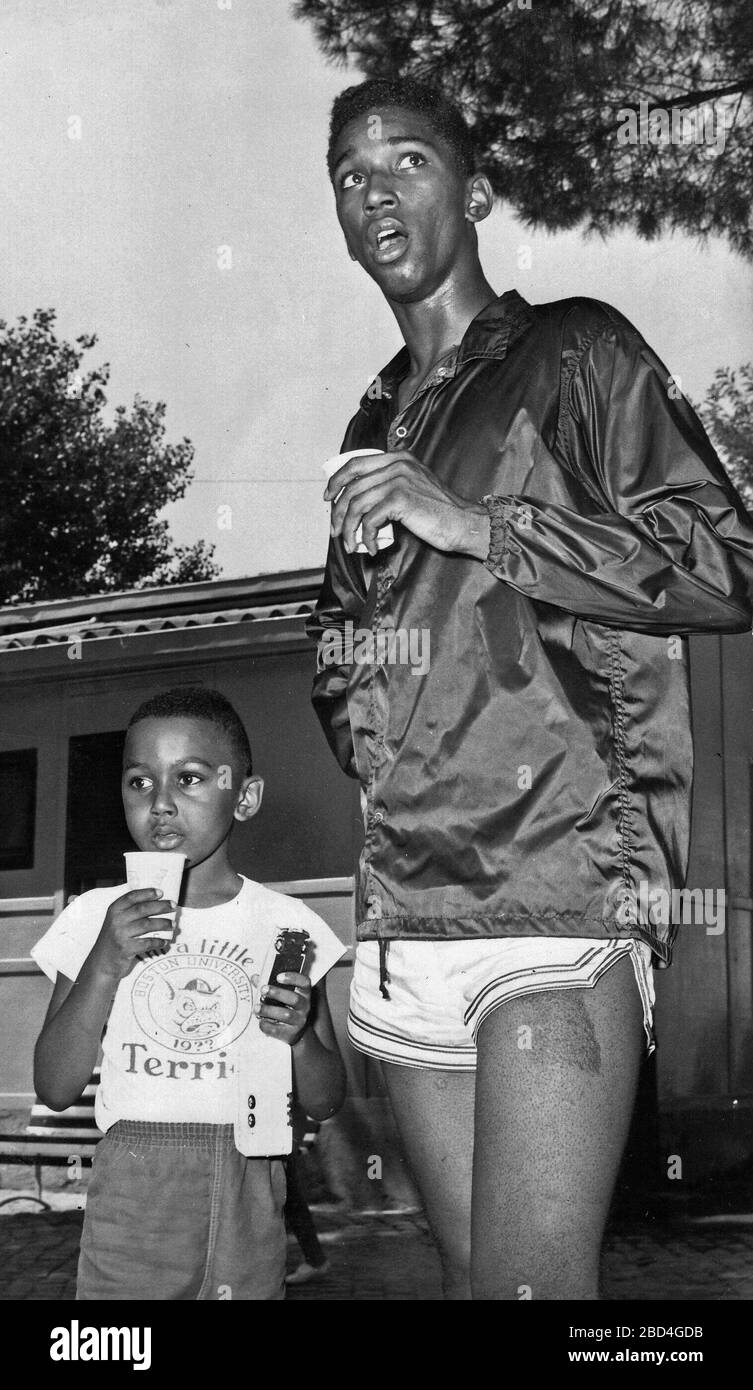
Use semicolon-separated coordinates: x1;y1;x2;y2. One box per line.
0;569;322;655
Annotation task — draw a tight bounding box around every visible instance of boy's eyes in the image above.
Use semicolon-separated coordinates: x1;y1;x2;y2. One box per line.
125;773;204;790
339;150;427;189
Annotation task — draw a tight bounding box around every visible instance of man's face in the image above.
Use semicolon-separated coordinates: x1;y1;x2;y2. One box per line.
331;106;473;303
122;717;252;869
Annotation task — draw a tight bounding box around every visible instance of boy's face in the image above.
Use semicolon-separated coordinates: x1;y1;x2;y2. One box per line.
331;105;476;303
122;716;261;870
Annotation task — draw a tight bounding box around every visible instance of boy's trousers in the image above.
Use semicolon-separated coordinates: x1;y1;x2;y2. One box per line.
77;1120;287;1300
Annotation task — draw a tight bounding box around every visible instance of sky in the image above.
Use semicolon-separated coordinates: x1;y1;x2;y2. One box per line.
1;0;751;581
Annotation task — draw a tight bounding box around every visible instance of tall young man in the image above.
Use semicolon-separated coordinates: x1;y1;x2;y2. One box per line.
308;78;753;1300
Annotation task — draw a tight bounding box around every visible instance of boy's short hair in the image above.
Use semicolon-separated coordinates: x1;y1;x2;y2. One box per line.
126;687;253;776
327;77;476;180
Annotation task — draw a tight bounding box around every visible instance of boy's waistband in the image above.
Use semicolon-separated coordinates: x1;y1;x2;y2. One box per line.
107;1120;235;1152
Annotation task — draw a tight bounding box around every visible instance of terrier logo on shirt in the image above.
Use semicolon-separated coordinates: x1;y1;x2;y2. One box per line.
168;977;223;1037
131;951;255;1054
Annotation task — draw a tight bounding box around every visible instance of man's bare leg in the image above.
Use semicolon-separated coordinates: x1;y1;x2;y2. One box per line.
471;953;644;1300
381;1063;475;1299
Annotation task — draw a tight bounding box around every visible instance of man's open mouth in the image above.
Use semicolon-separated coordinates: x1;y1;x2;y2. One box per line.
371;223;409;264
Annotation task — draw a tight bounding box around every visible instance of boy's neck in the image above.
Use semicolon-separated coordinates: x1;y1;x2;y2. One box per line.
180;851;243;910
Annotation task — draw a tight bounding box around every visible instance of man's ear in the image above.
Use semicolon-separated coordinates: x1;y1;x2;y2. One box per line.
465;173;494;225
234;775;264;823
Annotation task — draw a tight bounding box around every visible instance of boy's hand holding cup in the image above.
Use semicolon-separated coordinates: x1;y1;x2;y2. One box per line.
86;851;186;983
89;884;179;984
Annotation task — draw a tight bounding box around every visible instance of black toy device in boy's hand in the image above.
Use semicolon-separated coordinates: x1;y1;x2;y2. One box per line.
264;927;310;997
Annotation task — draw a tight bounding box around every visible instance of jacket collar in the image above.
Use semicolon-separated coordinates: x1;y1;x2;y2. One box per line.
358;290;535;410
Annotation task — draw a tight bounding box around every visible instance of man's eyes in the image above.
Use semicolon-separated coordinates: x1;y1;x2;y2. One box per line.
398;151;426;170
339;150;427;189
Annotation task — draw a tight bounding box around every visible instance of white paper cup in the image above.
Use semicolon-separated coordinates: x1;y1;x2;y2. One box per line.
124;852;186;939
323;449;394;552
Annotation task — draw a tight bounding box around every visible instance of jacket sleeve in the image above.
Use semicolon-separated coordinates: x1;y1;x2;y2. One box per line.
305;534;367;779
484;316;753;635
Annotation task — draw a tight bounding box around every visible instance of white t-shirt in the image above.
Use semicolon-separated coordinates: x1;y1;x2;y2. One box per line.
31;876;346;1133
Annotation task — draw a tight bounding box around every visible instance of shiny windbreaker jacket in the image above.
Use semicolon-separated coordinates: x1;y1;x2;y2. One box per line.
307;292;753;966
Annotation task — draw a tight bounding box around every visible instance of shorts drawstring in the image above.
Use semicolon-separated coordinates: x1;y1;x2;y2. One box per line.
378;937;391;1000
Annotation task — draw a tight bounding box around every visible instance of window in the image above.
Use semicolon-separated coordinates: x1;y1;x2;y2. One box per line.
0;748;38;869
65;731;131;895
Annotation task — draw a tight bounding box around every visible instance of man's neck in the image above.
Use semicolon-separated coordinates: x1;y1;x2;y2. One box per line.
389;267;498;380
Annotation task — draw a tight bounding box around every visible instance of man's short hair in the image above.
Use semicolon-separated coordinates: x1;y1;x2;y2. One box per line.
126;687;253;776
327;77;476;180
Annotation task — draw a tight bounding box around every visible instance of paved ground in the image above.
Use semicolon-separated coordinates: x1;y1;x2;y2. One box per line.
2;1197;753;1301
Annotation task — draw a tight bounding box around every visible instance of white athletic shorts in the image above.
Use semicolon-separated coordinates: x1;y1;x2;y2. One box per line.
348;936;655;1070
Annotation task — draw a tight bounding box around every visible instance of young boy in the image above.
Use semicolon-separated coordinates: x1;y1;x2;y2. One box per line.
33;686;346;1301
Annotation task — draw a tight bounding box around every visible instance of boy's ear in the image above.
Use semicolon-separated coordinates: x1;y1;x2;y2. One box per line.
234;775;264;823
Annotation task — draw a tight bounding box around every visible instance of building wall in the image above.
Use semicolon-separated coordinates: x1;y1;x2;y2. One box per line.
654;631;753;1180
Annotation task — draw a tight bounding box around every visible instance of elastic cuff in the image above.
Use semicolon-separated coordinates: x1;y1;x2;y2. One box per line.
482;494;519;569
